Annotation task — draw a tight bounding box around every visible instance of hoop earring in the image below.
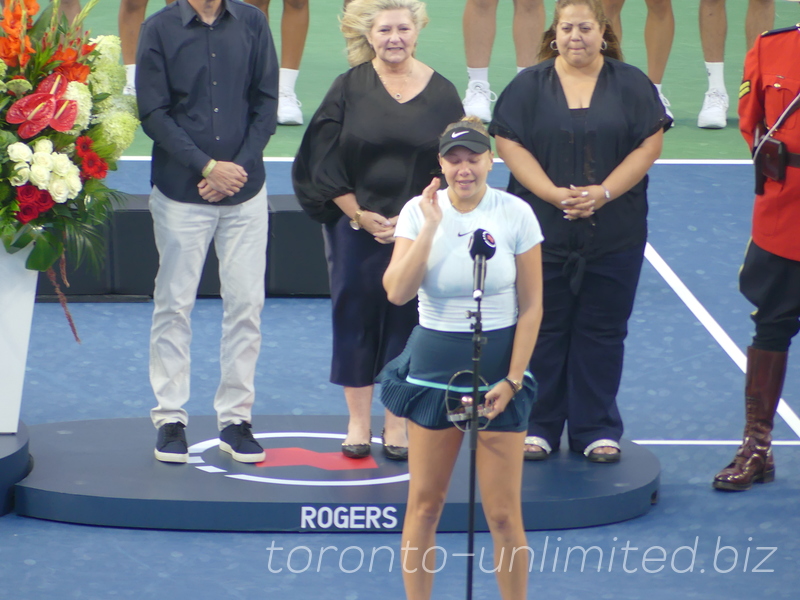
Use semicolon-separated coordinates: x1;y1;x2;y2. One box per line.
550;40;558;51
601;40;608;51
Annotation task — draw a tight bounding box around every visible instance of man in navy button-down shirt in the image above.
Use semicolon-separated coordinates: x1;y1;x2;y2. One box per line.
137;0;278;464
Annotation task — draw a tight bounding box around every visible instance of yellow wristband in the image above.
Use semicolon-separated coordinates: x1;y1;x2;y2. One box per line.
202;159;217;178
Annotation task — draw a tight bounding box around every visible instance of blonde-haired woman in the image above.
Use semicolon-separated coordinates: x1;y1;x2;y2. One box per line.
293;0;462;460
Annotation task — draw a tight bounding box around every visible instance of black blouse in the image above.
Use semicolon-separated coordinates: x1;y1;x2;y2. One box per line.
293;62;464;224
490;58;671;264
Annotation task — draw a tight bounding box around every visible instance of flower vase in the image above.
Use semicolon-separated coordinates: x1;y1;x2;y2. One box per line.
0;246;37;435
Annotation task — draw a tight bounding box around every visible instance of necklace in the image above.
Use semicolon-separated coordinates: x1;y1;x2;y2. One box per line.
449;198;480;214
375;62;413;100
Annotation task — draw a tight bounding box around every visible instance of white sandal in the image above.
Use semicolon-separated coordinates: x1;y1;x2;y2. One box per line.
524;436;552;461
584;439;621;463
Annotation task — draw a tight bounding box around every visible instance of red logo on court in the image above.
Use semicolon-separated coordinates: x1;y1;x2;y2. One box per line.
257;448;379;470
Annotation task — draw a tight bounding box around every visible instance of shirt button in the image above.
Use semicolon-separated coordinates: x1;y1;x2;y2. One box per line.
215;136;220;141
213;81;218;86
211;53;216;58
214;108;219;113
210;27;214;31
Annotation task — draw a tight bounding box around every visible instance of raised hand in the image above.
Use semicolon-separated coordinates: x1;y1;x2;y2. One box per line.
418;176;442;227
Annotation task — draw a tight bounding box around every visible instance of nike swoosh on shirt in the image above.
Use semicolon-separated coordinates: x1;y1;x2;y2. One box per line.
457;231;473;237
451;131;469;138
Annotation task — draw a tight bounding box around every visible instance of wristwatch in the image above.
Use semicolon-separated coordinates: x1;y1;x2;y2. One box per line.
349;209;364;230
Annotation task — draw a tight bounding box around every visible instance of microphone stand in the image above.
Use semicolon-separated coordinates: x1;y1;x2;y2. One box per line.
465;294;485;600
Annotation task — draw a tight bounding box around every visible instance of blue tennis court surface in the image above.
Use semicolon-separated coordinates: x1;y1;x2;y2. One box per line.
3;162;800;599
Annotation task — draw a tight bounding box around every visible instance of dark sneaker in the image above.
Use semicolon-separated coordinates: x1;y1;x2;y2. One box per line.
155;422;188;463
219;422;265;463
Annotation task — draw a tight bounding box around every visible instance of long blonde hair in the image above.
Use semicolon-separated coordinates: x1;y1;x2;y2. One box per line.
538;0;623;62
340;0;429;67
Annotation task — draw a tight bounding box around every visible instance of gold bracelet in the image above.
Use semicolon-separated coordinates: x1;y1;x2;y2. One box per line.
202;159;217;178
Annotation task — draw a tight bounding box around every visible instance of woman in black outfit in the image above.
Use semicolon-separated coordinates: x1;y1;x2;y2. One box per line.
490;0;671;463
292;0;462;460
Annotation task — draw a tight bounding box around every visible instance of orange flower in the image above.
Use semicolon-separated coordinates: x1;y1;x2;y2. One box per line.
0;36;21;68
1;4;24;37
56;62;90;83
49;46;78;65
15;34;35;68
22;0;40;16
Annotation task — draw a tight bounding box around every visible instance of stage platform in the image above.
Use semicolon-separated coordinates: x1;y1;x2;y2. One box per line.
1;422;32;516
14;415;660;532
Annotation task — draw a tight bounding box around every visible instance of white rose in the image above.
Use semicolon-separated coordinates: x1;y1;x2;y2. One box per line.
49;177;70;204
7;142;32;163
29;164;51;189
31;152;53;170
33;138;54;155
65;172;82;198
9;164;30;186
51;153;73;177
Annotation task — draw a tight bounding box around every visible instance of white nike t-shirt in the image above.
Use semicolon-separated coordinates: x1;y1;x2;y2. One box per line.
395;187;544;332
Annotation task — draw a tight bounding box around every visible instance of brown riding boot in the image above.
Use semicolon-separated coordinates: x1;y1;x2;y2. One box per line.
713;346;787;491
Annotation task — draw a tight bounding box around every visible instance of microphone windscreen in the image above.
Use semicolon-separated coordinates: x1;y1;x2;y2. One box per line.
468;229;497;260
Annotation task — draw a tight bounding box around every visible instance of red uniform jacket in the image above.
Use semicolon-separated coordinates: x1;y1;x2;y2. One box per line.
739;25;800;261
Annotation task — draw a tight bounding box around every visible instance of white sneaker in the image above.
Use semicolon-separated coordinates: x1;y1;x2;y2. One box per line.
123;83;136;97
277;89;303;126
462;80;497;123
697;89;728;129
658;91;674;122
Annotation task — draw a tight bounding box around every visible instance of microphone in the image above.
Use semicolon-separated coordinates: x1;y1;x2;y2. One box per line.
468;229;496;300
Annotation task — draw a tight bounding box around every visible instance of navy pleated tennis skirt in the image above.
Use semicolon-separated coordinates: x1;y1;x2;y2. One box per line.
379;325;537;431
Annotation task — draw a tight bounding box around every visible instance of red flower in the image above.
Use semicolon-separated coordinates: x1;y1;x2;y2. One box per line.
36;72;69;97
7;75;78;138
14;186;55;223
14;202;39;224
16;183;40;206
50;97;78;132
6;93;57;138
34;189;55;213
81;151;108;180
76;136;93;157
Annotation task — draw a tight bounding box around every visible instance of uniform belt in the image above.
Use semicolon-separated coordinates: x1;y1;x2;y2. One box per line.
790;152;800;168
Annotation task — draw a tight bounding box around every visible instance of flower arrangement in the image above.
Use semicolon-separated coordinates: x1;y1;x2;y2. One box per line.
0;0;139;339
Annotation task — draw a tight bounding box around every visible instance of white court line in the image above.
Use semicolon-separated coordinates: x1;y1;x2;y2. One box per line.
634;440;800;446
654;159;751;166
119;156;296;162
644;243;800;439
